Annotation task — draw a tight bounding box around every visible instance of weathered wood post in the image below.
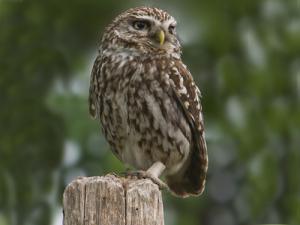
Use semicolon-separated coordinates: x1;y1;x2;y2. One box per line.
63;174;164;225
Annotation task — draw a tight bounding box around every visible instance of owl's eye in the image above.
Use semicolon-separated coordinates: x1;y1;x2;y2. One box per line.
168;25;176;34
132;20;150;30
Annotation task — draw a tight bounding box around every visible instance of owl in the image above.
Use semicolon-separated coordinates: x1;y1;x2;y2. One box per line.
89;7;208;197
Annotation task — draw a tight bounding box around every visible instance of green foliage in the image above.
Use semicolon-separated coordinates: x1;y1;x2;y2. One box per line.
0;0;299;225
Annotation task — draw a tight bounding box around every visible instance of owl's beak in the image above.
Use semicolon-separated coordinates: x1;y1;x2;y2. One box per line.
155;29;165;46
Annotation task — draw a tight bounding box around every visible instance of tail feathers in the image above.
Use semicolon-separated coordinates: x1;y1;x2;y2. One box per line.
166;148;207;198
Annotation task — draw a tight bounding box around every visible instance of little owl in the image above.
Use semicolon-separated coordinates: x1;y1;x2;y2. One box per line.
89;7;208;197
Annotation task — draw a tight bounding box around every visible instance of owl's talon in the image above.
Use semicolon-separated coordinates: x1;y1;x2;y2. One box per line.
108;172;119;177
123;170;168;190
122;170;142;179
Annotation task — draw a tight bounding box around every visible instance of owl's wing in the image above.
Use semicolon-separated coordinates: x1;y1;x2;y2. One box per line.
89;55;102;119
166;60;208;197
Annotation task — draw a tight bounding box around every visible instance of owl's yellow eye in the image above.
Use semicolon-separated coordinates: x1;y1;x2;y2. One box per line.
132;20;150;30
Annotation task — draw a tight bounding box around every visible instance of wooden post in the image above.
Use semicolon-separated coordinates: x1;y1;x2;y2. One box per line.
63;174;164;225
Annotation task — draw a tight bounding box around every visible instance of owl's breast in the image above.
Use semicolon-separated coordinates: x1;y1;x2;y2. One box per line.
99;54;192;175
122;60;192;175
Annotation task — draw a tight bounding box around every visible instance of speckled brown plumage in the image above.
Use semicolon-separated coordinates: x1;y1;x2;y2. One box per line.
89;6;208;197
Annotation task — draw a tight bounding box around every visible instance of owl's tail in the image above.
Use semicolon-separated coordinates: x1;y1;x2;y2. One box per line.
165;140;207;198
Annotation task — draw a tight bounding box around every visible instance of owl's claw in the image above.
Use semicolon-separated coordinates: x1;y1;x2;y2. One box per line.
124;170;169;190
108;172;121;178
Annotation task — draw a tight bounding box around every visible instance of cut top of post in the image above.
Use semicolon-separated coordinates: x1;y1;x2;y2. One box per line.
63;174;164;225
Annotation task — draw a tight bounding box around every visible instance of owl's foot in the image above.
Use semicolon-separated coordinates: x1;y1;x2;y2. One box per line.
108;172;123;178
125;170;168;190
124;161;168;190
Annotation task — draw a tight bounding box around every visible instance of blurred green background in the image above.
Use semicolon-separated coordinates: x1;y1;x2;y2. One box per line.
0;0;300;225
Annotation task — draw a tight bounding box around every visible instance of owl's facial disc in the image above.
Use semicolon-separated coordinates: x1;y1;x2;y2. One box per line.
120;15;179;51
105;8;182;56
131;16;177;47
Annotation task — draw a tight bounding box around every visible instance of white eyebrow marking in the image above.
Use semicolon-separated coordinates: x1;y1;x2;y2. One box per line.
134;15;158;23
134;15;176;23
133;15;177;29
163;18;176;26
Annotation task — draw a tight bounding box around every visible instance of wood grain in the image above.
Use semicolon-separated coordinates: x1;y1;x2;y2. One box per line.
63;174;164;225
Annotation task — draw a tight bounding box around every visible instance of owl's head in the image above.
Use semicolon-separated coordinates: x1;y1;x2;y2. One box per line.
101;7;182;57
